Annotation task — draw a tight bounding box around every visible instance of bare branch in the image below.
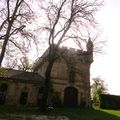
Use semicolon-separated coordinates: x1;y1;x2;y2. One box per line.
0;20;7;32
0;0;37;66
48;0;67;45
9;39;26;55
6;0;10;20
9;25;25;36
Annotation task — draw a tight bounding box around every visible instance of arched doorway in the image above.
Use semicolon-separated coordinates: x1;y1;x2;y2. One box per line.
63;87;78;107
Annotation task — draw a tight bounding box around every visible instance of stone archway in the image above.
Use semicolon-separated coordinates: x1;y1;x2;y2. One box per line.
63;87;78;107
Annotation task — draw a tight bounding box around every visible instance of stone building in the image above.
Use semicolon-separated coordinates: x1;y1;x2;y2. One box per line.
0;39;93;107
0;69;43;106
33;38;93;107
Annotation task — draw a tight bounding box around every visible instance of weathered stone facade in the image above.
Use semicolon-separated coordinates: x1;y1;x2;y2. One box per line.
33;39;93;107
0;69;43;106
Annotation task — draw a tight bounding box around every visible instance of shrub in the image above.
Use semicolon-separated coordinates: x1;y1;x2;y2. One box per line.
99;94;120;109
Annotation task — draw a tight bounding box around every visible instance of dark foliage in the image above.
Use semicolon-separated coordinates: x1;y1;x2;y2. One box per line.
100;94;120;109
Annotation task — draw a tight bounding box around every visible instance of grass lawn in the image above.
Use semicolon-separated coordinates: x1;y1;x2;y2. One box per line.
0;105;119;120
101;109;120;117
51;107;120;120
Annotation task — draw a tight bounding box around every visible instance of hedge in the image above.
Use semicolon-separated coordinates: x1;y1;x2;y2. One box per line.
99;94;120;109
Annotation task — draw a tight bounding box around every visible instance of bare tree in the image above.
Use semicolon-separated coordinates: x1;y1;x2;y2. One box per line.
38;0;104;111
0;0;37;66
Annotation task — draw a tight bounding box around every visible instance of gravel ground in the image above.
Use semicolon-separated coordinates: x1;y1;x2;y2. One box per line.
0;115;70;120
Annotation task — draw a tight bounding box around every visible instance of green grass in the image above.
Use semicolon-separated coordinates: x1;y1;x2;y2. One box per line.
0;105;119;120
51;107;120;120
101;109;120;117
0;105;39;119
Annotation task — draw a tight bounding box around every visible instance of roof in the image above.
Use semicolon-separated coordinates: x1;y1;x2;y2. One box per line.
33;48;49;71
0;68;43;83
33;45;93;71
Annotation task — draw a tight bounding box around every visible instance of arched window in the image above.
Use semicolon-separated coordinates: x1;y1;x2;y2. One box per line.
0;83;8;105
19;86;28;105
37;87;44;106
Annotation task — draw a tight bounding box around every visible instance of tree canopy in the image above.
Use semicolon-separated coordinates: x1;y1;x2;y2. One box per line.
38;0;104;111
91;77;108;105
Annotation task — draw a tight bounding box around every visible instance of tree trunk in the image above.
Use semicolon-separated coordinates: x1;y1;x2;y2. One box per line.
40;59;54;112
0;36;9;66
0;21;13;66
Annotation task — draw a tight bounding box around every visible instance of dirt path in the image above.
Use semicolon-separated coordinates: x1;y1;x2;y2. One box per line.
0;115;70;120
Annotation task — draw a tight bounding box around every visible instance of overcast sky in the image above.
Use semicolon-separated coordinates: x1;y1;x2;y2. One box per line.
91;0;120;95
